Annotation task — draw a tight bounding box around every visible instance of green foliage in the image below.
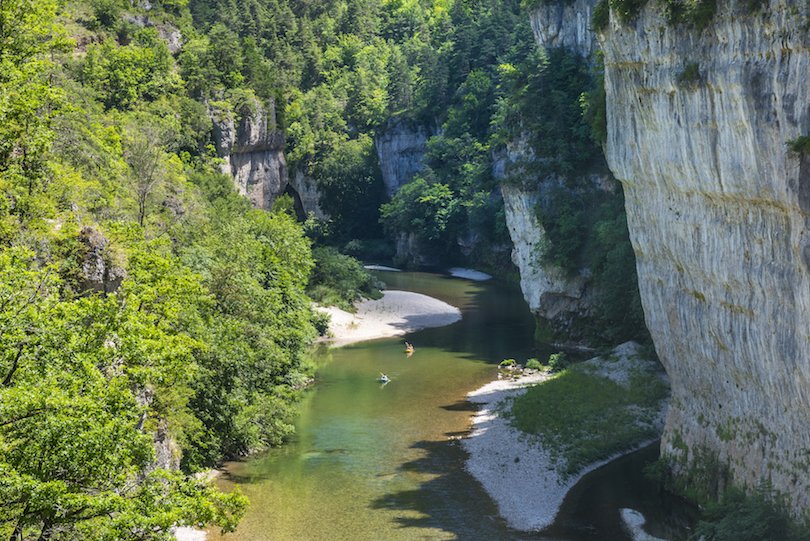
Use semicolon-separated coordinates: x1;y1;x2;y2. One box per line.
307;246;383;311
525;358;543;370
609;0;650;23
0;2;329;534
678;62;703;86
547;352;569;372
90;0;123;28
535;187;647;343
313;134;386;243
509;364;668;476
499;358;517;367
81;30;179;110
692;486;810;541
380;177;461;252
496;47;600;177
663;0;718;28
0;246;247;538
581;52;608;145
592;0;610;31
788;136;810;155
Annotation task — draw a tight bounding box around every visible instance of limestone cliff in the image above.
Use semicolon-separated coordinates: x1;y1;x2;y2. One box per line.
211;97;325;217
374;118;429;196
496;137;590;334
530;0;599;57
211;97;287;210
598;0;810;509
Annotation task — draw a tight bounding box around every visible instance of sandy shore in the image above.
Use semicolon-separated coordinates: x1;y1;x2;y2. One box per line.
462;343;666;532
317;290;461;347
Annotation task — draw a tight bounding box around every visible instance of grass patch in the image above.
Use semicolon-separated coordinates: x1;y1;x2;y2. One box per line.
508;364;668;477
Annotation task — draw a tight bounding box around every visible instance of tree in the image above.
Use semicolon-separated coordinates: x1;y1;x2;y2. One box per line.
0;247;246;540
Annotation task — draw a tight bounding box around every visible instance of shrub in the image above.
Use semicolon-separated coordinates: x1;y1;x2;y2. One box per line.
664;0;718;29
691;486;810;541
499;359;517;368
677;62;702;87
525;358;543;370
610;0;650;24
788;136;810;155
548;352;569;372
312;310;331;336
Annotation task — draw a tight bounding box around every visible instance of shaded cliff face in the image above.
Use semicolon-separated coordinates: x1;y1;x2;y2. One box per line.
374;118;428;197
496;137;590;333
211;98;288;210
599;1;810;508
530;0;598;57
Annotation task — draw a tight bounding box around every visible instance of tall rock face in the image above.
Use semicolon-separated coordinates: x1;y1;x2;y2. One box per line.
289;169;327;220
530;0;599;57
211;97;288;210
599;0;810;509
374;118;429;196
496;138;590;335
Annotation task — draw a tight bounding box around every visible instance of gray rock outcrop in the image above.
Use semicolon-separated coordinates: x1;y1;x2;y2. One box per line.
599;0;810;510
77;226;126;294
375;118;429;196
211;97;288;210
496;135;591;332
530;0;599;57
289;169;327;219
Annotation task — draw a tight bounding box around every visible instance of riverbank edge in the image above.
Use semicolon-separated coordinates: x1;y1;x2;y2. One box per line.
462;343;667;532
176;288;463;540
316;289;462;348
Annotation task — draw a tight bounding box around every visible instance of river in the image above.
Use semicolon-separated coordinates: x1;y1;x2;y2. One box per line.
209;272;694;541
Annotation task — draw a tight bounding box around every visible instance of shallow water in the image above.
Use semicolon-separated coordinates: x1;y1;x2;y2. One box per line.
211;272;694;541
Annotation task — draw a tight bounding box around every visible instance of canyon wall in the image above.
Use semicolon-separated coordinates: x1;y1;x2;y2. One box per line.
211;97;325;218
211;97;288;210
530;0;598;57
374;118;429;197
505;0;603;339
597;0;810;508
495;137;591;335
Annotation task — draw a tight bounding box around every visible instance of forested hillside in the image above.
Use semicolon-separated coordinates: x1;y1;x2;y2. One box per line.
0;0;646;537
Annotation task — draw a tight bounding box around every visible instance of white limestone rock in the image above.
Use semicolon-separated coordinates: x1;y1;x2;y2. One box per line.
598;0;810;511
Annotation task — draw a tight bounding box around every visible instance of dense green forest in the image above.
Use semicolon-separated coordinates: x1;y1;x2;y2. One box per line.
0;0;645;537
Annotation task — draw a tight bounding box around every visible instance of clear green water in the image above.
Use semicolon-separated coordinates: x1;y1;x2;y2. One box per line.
211;272;694;541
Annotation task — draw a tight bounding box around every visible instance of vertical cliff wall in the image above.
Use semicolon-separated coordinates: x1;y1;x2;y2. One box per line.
503;0;606;340
374;118;429;197
495;137;590;333
211;98;288;210
599;0;810;508
530;0;598;57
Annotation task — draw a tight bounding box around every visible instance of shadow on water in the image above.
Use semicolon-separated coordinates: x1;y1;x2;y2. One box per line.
370;436;556;541
371;418;697;541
